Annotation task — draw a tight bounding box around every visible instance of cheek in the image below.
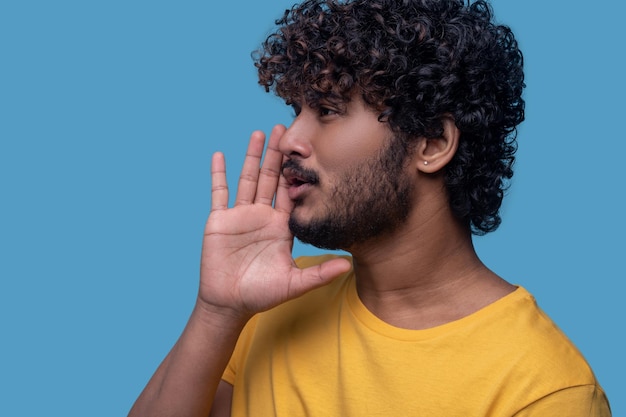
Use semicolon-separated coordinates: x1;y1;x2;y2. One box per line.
315;125;388;172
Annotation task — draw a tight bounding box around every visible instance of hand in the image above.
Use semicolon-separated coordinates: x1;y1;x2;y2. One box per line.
198;125;351;318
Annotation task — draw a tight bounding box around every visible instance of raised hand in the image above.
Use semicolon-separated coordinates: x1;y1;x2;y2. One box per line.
198;125;350;318
128;126;351;417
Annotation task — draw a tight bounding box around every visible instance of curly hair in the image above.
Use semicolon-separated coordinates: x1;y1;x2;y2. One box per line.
255;0;525;235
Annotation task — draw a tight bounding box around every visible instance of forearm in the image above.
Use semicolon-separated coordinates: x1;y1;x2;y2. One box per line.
128;303;249;417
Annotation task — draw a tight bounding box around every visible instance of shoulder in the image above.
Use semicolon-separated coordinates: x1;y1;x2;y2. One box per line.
453;287;607;412
489;287;602;394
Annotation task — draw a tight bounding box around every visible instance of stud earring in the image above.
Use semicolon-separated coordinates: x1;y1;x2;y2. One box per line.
423;161;429;166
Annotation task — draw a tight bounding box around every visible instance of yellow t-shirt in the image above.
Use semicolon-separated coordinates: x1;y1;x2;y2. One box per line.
223;255;610;416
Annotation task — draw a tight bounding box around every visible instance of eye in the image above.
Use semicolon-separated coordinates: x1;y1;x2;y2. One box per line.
319;107;336;116
319;105;342;118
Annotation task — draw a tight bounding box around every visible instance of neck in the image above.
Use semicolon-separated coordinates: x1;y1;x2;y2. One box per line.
346;189;514;330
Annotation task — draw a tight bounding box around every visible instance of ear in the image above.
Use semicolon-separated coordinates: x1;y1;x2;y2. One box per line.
415;116;460;173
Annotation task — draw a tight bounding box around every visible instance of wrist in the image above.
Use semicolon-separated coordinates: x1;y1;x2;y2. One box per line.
191;298;252;333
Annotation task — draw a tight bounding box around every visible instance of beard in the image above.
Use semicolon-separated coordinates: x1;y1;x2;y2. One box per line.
287;136;415;250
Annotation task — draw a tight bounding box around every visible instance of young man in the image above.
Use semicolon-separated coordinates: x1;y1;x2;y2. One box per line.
129;0;611;415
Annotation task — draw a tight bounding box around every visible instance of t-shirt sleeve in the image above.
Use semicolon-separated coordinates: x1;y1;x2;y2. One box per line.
513;385;611;417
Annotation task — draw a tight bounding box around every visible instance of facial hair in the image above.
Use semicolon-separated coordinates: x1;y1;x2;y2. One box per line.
287;136;414;250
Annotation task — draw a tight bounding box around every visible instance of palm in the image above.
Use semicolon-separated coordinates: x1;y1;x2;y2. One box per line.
198;126;350;316
201;204;295;312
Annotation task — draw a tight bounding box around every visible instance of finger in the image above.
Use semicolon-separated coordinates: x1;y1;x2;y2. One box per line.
235;131;266;206
255;125;286;205
211;152;229;211
274;158;294;214
288;258;353;298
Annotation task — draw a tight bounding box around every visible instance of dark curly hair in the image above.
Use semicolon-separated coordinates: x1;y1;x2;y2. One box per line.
255;0;525;235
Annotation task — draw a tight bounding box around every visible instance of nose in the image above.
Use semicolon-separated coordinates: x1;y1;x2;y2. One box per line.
278;113;313;159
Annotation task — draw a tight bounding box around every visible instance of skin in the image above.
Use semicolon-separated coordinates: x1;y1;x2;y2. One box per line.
282;97;414;249
128;96;516;417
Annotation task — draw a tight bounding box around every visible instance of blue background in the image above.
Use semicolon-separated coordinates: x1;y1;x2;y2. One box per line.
1;1;623;415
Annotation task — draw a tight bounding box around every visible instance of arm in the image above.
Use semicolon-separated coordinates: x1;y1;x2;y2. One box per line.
128;125;351;417
208;381;234;417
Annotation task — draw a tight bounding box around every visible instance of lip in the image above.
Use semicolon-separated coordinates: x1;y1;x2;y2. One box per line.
282;166;317;200
287;181;314;200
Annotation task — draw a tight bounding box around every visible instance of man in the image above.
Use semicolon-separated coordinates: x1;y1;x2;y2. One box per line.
129;0;611;415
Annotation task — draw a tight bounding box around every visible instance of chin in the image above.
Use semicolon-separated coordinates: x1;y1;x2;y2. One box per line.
289;203;319;224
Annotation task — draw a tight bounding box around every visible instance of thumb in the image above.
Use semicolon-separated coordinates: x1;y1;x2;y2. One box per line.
290;258;353;297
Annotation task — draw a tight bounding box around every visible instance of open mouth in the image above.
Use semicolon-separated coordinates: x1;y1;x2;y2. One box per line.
282;161;319;187
282;160;319;199
284;171;315;187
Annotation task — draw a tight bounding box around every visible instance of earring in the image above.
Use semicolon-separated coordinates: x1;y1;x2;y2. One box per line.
423;161;429;166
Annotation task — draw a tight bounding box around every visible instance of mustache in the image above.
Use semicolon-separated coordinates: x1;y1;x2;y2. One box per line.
282;159;320;184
